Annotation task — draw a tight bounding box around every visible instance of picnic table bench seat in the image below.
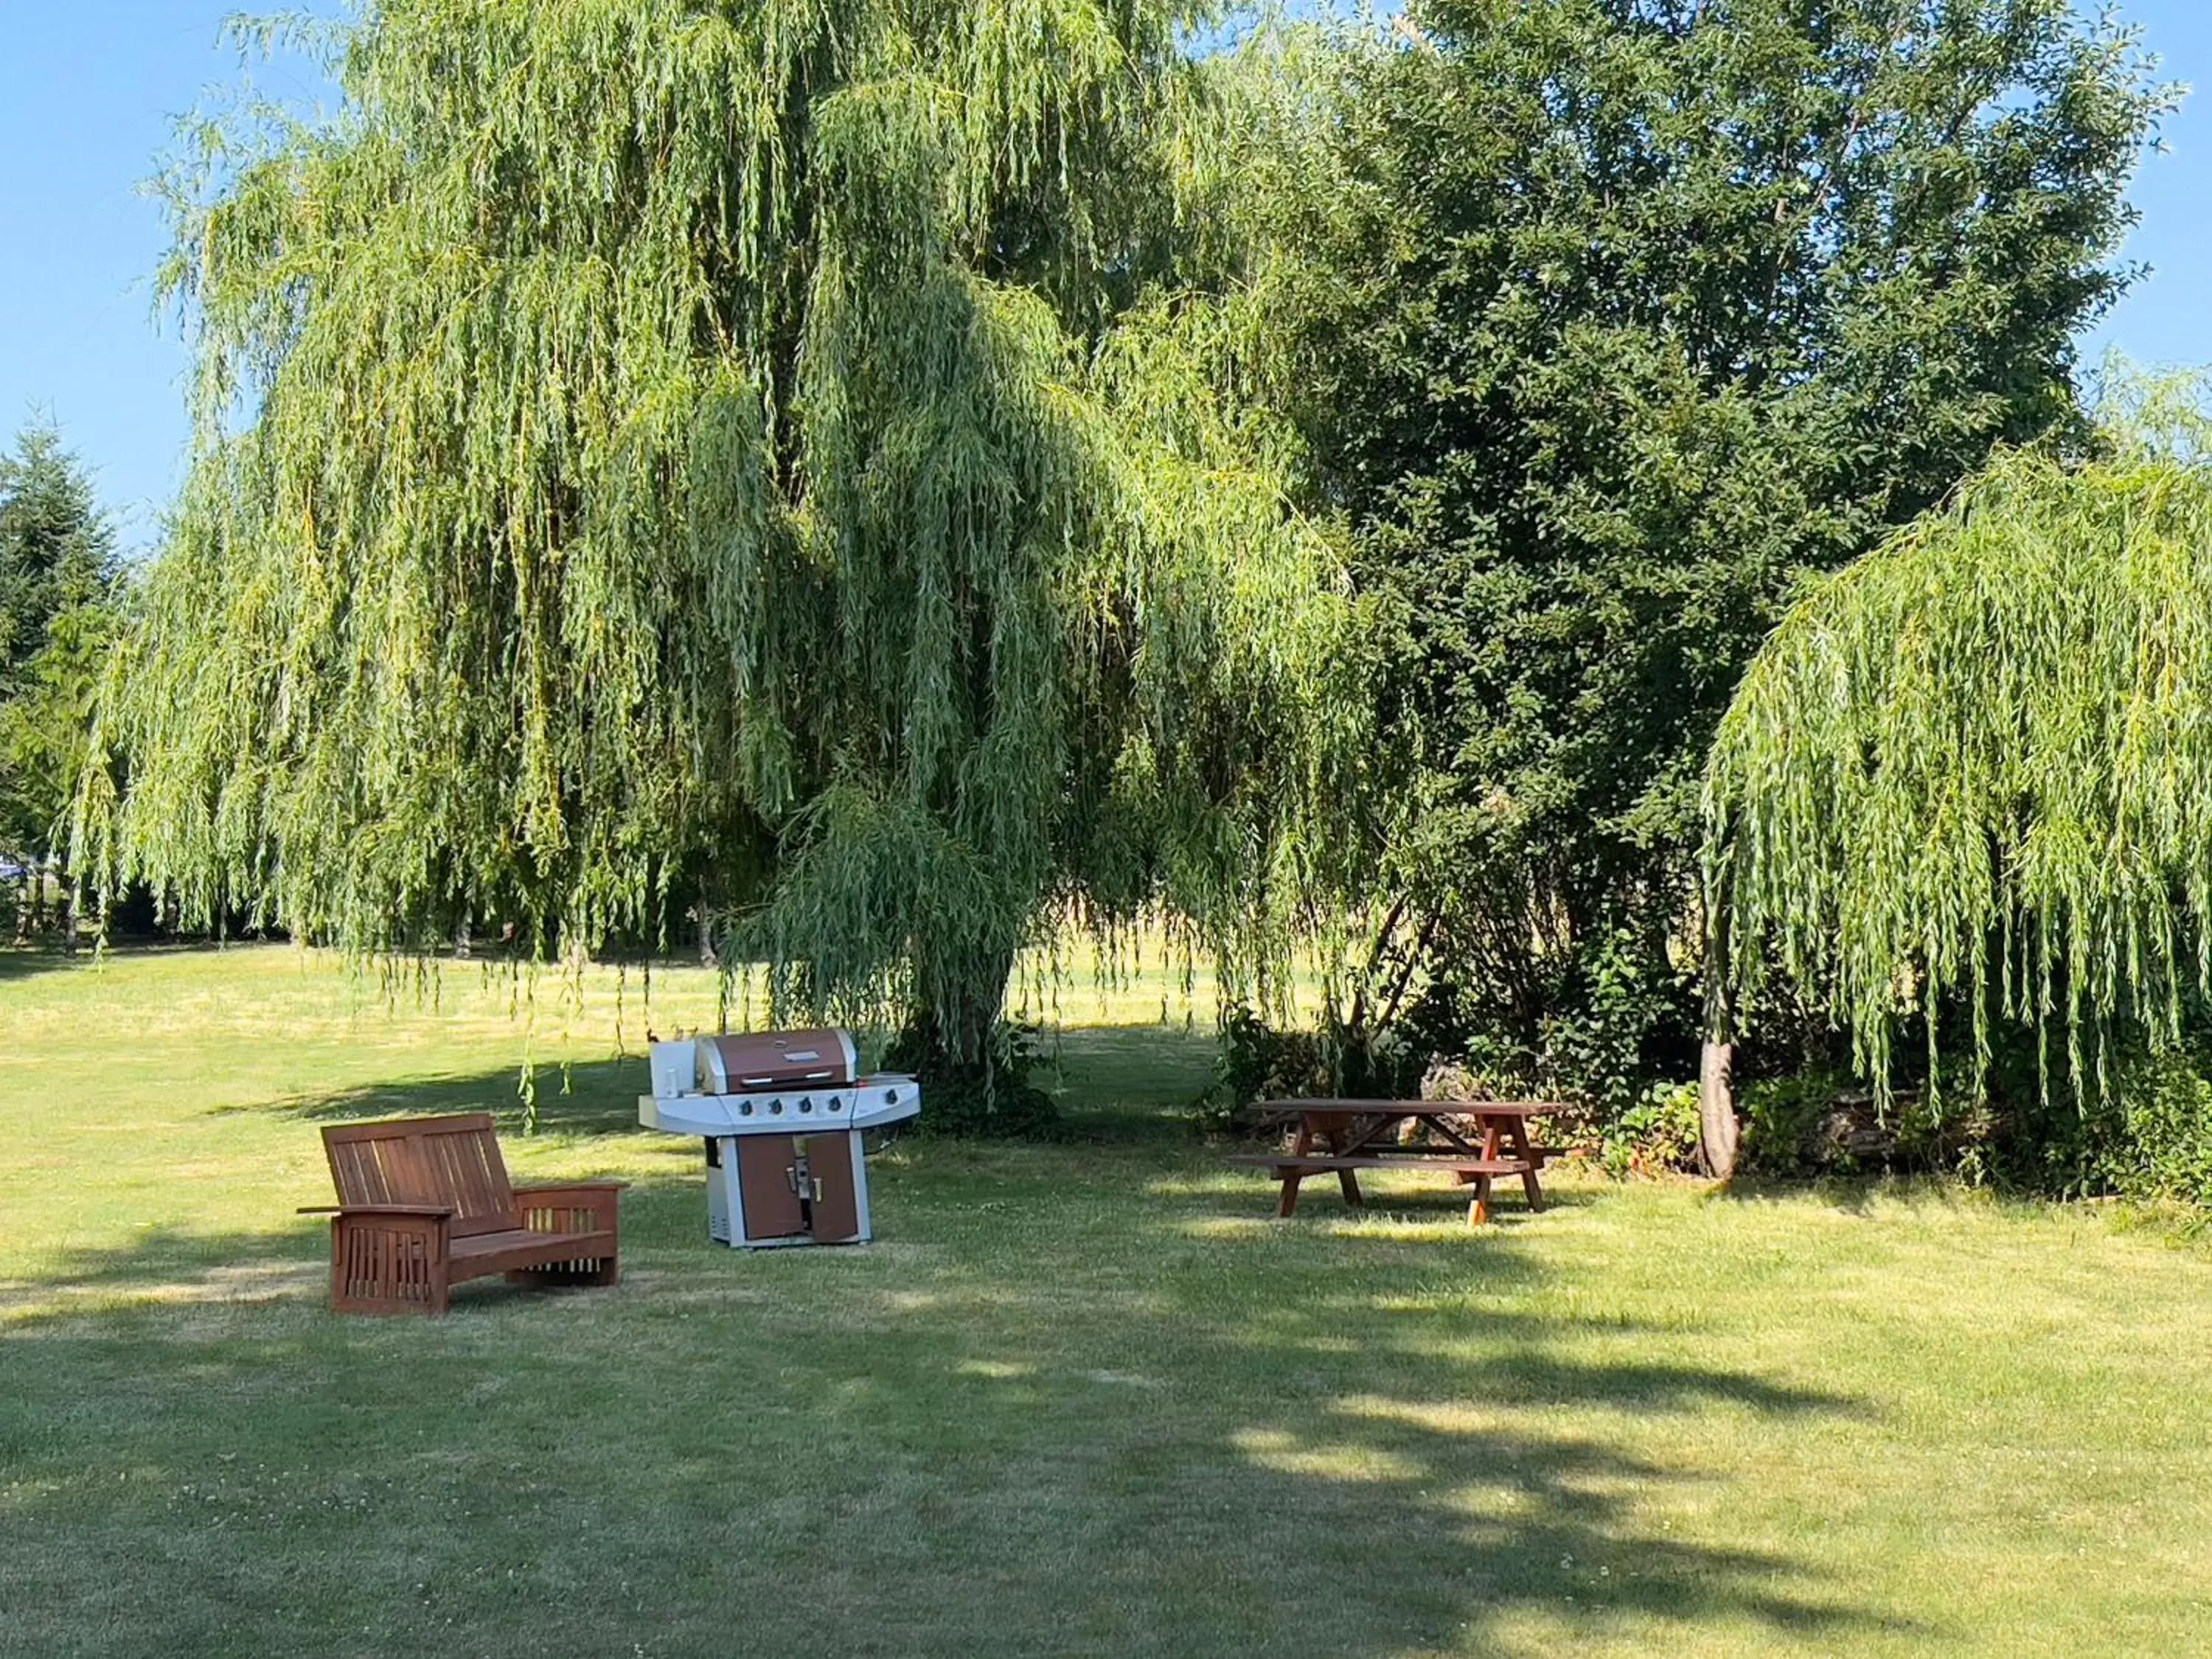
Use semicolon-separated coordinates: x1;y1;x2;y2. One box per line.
1226;1152;1535;1224
1234;1099;1569;1225
301;1113;622;1317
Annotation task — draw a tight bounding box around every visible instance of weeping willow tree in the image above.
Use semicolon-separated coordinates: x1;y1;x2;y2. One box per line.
79;1;1365;1104
1703;389;2212;1169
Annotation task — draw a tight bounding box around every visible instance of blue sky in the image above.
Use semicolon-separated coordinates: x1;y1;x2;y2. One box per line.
3;1;2209;552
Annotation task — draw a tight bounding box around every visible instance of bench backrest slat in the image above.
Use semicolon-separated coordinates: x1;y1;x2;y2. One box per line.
321;1113;516;1237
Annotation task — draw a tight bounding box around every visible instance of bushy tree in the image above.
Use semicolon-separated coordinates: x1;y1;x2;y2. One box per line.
1707;383;2212;1133
1265;0;2170;1110
80;1;1366;1112
0;422;122;938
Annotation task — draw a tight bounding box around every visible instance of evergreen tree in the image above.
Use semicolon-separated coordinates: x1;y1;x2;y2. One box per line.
0;424;114;693
0;422;122;933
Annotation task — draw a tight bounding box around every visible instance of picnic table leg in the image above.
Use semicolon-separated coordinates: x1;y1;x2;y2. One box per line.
1278;1117;1315;1217
1466;1175;1492;1227
1503;1118;1546;1213
1323;1119;1364;1208
1452;1118;1503;1188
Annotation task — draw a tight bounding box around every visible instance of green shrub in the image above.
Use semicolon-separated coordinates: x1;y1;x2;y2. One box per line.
2110;1053;2212;1206
1201;1003;1426;1130
886;1019;1062;1139
1739;1022;2212;1204
1536;931;1691;1125
1598;1082;1703;1179
1737;1068;1901;1177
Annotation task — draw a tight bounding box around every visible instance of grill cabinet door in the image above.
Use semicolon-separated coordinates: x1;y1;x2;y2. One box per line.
801;1133;862;1243
734;1135;807;1240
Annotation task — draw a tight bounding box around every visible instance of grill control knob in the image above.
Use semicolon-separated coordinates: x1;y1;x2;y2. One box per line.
739;1101;753;1116
769;1099;783;1115
799;1099;813;1114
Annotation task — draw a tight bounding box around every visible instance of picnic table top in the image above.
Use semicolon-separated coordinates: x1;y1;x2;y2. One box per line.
1259;1098;1565;1119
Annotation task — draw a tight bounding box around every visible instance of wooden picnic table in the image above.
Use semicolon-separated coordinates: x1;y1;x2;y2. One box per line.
1227;1099;1568;1226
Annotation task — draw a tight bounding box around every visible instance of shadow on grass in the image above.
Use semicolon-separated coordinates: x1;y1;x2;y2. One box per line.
1035;1021;1217;1105
1162;1173;1607;1232
1;1169;707;1329
243;1022;1223;1149
0;1173;1916;1657
1713;1171;1971;1219
0;1223;319;1323
0;943;83;984
251;1056;650;1137
0;939;298;983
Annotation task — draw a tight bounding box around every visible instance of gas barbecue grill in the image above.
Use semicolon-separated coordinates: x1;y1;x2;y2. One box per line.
639;1029;919;1248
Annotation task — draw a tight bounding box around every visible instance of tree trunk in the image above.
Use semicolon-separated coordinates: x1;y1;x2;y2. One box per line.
61;880;79;956
883;945;1062;1132
692;869;727;968
909;947;1018;1085
1700;904;1740;1179
1700;1034;1738;1178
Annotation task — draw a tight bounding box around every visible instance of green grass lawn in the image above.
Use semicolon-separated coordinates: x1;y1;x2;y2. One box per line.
7;946;2212;1655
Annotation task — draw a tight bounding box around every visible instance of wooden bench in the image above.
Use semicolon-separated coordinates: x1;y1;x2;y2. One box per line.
301;1113;622;1316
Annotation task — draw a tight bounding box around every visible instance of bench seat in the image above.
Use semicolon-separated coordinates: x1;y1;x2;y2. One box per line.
1226;1151;1543;1225
1225;1154;1533;1176
451;1226;622;1273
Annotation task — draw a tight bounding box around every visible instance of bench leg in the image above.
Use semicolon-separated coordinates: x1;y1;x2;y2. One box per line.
329;1216;451;1316
506;1252;620;1289
1467;1175;1492;1227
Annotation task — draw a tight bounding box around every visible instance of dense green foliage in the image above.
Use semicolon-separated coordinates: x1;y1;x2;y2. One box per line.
1707;400;2212;1135
52;0;2189;1155
0;422;122;925
1730;1029;2212;1204
82;0;1364;1102
1259;0;2168;1114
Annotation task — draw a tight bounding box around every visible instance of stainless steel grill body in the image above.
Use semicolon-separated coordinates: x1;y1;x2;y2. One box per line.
638;1029;919;1248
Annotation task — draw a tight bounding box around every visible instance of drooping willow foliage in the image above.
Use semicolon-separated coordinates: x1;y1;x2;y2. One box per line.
1705;391;2212;1107
78;1;1366;1075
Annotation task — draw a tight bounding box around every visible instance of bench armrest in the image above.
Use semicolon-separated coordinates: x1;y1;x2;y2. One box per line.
298;1203;455;1217
510;1183;622;1236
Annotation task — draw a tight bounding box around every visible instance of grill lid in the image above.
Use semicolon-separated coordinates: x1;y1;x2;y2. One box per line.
696;1029;859;1093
